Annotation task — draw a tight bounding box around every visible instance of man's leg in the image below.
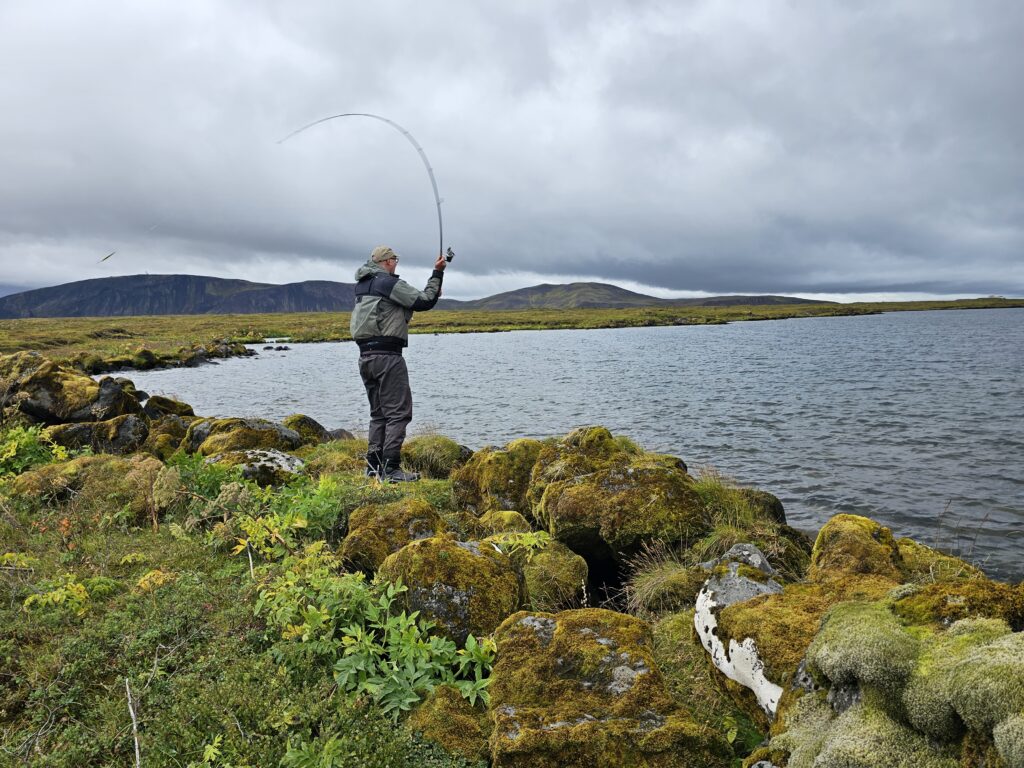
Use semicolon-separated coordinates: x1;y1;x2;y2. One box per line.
358;355;387;477
376;355;417;481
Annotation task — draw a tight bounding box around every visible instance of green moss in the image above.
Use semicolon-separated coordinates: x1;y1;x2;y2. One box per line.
281;413;331;445
626;559;709;616
892;578;1024;629
903;618;1012;740
141;414;192;460
451;438;543;516
521;540;588;611
994;713;1024;768
407;684;491;763
402;435;469;479
946;630;1024;734
810;514;904;581
186;417;303;456
142;394;195;418
377;536;522;644
479;509;533;533
807;601;920;706
896;537;982;583
489;608;733;767
340;498;447;573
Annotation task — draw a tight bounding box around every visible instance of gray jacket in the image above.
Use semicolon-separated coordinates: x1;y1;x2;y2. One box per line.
350;261;443;349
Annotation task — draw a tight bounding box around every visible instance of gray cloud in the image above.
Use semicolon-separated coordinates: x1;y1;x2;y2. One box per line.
0;0;1021;299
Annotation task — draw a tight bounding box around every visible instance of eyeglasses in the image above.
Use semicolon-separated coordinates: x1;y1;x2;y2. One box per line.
390;256;399;263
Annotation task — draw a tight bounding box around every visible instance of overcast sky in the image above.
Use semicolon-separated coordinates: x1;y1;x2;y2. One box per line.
1;1;1021;301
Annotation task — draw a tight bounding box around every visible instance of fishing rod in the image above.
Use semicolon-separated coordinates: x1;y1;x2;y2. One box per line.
278;113;454;262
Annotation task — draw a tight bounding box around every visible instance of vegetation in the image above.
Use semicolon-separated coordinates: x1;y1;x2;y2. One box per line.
1;297;1021;372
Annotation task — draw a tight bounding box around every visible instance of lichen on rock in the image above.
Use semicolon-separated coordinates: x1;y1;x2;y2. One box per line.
207;448;304;487
407;684;492;763
488;607;733;767
281;413;332;446
451;438;544;516
377;536;522;644
521;540;589;612
182;417;303;456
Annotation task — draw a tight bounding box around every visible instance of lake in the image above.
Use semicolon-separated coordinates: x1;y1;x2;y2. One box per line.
124;308;1024;581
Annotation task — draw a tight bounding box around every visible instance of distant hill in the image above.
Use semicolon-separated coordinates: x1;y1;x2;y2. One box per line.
0;275;356;318
0;274;828;319
435;281;828;310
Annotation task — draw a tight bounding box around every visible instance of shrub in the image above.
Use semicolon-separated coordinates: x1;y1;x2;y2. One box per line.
0;425;69;477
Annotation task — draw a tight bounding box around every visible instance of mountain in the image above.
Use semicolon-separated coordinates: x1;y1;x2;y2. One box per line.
435;282;828;310
0;275;356;318
0;274;828;318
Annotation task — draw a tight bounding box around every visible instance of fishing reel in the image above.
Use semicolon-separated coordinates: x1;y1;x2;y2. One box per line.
445;247;455;263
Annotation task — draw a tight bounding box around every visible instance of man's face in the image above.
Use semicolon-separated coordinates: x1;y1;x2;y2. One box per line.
383;256;398;275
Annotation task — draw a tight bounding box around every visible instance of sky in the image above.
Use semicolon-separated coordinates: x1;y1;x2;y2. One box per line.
1;1;1022;302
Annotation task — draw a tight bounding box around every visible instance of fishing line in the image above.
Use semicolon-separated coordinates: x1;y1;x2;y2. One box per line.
278;113;452;260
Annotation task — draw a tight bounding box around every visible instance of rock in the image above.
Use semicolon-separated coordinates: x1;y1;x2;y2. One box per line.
488;608;733;767
809;514;903;582
141;414;193;460
182;417;303;455
44;413;150;455
522;540;589;612
401;434;473;479
377;536;522;645
407;684;492;763
1;353;142;424
339;498;447;573
12;454;163;525
694;544;785;718
451;438;545;516
326;427;355;441
142;395;195;419
281;414;332;446
738;489;787;525
208;448;304;487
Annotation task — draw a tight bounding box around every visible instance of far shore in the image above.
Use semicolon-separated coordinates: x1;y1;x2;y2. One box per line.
1;297;1021;374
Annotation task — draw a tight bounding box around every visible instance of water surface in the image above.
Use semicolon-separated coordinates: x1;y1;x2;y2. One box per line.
126;308;1024;580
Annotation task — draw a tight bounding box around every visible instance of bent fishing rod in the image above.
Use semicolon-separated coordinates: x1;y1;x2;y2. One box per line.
278;113;454;262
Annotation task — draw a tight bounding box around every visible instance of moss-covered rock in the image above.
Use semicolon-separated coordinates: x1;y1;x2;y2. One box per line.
451;438;544;516
891;578;1024;630
806;601;920;707
44;413;150;455
488;608;733;767
183;417;303;456
402;435;472;479
281;414;332;446
1;353;142;425
12;454;163;525
537;451;709;562
809;514;904;582
142;395;195;419
141;414;193;460
407;684;491;763
522;540;589;612
339;498;447;574
377;536;522;644
994;713;1024;768
208;449;304;487
300;437;368;476
479;509;533;533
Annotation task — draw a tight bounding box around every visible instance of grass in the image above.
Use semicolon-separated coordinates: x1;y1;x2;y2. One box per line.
1;297;1021;370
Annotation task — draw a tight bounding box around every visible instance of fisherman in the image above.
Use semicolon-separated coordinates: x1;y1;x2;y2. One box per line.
350;245;447;481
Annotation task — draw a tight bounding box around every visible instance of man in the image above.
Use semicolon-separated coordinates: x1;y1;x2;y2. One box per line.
350;245;447;481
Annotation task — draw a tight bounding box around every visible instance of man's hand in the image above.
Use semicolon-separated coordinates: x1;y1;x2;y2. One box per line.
434;253;447;271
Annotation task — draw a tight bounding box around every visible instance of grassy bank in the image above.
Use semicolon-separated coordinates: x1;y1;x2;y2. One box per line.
1;298;1020;370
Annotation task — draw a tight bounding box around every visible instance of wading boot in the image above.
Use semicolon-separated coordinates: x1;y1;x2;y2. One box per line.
365;449;383;480
381;453;420;483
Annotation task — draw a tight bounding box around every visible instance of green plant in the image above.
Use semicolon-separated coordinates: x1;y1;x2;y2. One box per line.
0;425;69;477
489;530;551;563
257;543;495;718
23;572;90;616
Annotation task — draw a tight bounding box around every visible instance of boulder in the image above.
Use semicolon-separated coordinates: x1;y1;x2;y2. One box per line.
479;510;533;533
339;498;447;573
182;417;303;456
207;448;304;487
141;414;193;460
377;536;522;644
401;434;473;479
0;353;142;424
44;413;150;455
281;414;332;446
488;608;733;767
451;438;544;516
522;540;589;612
142;395;195;419
809;514;903;582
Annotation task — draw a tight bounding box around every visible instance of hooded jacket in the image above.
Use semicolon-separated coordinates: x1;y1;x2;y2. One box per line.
350;260;444;350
